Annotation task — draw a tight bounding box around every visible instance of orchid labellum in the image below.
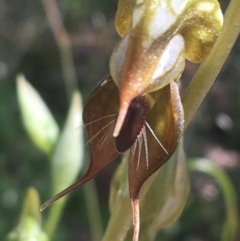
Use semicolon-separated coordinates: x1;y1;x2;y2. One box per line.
41;0;223;240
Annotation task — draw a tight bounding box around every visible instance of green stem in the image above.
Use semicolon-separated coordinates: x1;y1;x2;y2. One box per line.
188;159;238;241
83;179;104;241
103;194;132;241
43;198;66;239
182;0;240;129
41;0;78;102
103;154;132;241
59;43;78;102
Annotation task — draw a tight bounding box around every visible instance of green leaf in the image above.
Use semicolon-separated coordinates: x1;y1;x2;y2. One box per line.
44;91;84;239
5;188;48;241
17;74;59;155
51;91;84;194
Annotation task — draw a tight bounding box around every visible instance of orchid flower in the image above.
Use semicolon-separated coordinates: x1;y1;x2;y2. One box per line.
41;0;223;240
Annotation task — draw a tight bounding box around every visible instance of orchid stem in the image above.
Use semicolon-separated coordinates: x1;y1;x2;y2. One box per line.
103;152;132;241
83;179;104;241
44;198;66;239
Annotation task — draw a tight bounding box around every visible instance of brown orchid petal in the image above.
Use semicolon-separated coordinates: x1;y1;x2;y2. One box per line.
41;75;120;211
128;81;184;241
83;75;119;164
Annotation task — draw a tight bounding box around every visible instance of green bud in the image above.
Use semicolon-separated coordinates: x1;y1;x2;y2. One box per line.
17;74;59;155
6;188;48;241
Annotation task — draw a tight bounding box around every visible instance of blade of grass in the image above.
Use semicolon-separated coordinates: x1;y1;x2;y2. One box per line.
41;0;78;101
83;179;104;241
188;158;238;241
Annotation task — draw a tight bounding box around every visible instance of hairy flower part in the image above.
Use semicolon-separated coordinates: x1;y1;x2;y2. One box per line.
111;0;223;136
40;75;184;241
41;1;223;240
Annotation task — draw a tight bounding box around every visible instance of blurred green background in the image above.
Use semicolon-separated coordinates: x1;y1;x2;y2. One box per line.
0;0;240;240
